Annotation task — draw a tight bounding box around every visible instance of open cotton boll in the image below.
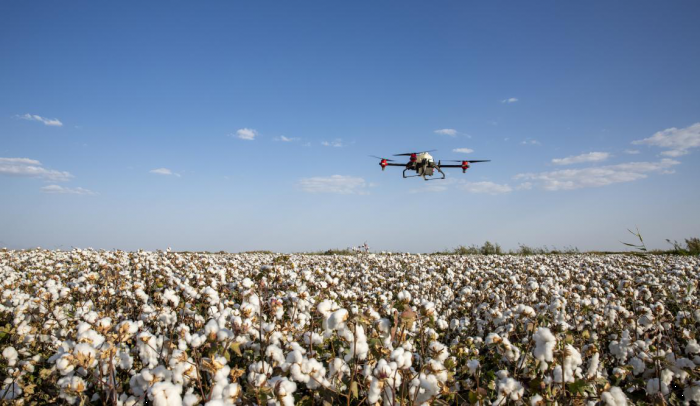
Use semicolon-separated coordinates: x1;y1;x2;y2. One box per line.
57;375;87;404
1;379;22;400
269;376;297;406
467;359;480;375
686;339;700;355
327;309;348;330
391;347;413;369
148;381;183;406
2;347;18;367
533;327;556;363
600;386;627;406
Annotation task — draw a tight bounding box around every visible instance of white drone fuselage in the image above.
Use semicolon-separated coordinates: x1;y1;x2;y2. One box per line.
414;152;435;176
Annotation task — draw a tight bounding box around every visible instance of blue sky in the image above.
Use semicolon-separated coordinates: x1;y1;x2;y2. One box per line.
1;0;699;252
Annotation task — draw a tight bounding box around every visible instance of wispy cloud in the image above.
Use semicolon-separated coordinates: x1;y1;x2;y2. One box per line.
520;139;541;145
460;181;513;195
274;136;299;142
16;113;63;127
41;185;96;195
411;179;511;195
298;175;368;194
233;128;258;140
452;148;474;154
0;157;72;181
434;129;458;136
501;98;519;104
551;152;610;166
321;138;345;147
150;168;180;177
632;122;700;157
515;158;679;191
624;149;640;155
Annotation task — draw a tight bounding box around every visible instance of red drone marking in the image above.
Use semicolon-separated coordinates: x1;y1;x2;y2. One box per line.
410;153;417;162
380;159;388;168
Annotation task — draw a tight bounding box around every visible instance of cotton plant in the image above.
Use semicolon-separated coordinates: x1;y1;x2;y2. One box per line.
0;250;699;404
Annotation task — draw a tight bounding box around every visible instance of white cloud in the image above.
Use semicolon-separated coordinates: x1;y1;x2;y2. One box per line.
624;149;640;155
632;122;700;157
150;168;180;177
41;185;96;195
0;157;72;181
298;175;367;194
434;129;458;136
410;179;512;195
321;138;345;147
452;148;474;154
551;152;610;166
501;98;519;104
234;128;258;140
460;181;513;195
274;136;299;142
17;113;63;127
515;158;679;191
520;139;541;145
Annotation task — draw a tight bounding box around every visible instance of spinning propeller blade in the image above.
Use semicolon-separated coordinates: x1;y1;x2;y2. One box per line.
393;149;436;156
369;155;395;161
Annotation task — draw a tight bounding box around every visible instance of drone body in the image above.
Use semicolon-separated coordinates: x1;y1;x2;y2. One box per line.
371;150;490;180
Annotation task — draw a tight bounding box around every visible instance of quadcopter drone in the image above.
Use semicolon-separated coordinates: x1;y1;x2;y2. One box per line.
371;150;490;180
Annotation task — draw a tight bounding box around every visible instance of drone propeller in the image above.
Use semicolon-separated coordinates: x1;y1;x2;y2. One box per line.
369;155;396;161
444;159;491;163
393;149;436;156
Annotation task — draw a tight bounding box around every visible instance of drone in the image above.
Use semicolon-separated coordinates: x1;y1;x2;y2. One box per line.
371;150;490;180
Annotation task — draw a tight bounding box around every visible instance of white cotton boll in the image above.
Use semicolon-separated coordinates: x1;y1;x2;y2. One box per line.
182;392;199;406
414;374;440;404
601;386;627;406
391;347;412;369
684;381;700;404
529;394;543;405
686;339;700;355
73;343;98;368
190;333;206;349
266;345;285;366
2;347;18;367
467;359;480;375
586;352;600;378
533;327;556;363
646;378;669;395
316;299;337;317
269;376;297;406
221;383;240;403
1;379;22;400
367;376;382;404
328;357;350;380
149;381;183;406
629;357;645;375
137;332;160;368
428;341;449;362
58;375;87;404
376;318;391;334
204;319;219;338
327;309;348;330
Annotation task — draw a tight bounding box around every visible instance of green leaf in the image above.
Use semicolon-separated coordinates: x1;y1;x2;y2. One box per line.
351;381;359;399
230;342;242;357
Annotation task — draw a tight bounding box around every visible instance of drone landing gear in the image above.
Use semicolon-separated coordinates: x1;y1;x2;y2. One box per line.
423;167;446;181
403;169;421;178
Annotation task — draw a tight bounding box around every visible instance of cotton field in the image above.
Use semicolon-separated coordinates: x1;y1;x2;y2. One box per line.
1;250;699;405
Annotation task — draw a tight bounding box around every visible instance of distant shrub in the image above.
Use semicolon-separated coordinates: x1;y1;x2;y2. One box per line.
665;237;700;255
